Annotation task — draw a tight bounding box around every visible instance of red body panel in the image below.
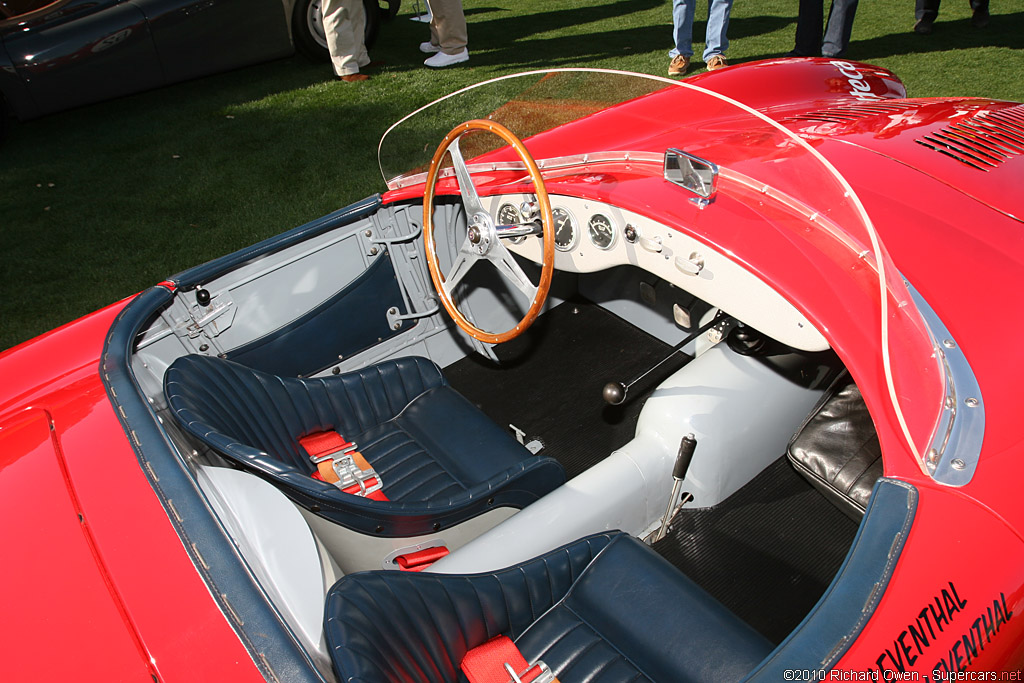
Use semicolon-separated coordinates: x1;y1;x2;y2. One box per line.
839;484;1024;675
0;408;153;681
0;310;263;681
4;59;1024;679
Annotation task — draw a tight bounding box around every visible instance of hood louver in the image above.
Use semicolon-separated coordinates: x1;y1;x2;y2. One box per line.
783;101;915;125
915;105;1024;171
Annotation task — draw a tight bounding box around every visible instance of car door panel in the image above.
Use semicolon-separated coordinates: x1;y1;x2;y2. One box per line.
0;36;37;118
3;0;163;116
134;0;291;83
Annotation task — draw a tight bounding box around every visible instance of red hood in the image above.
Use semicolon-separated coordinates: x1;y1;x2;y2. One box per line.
778;98;1024;223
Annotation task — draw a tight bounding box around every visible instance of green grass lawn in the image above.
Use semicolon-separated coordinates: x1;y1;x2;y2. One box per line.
1;0;1022;351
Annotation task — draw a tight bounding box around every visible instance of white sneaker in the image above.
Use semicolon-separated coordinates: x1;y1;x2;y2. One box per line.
424;49;469;68
419;41;441;54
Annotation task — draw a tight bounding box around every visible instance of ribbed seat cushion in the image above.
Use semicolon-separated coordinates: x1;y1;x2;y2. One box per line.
323;532;773;682
164;354;566;536
787;380;882;519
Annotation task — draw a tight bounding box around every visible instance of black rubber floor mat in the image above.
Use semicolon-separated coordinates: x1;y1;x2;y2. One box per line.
653;457;860;644
444;301;678;478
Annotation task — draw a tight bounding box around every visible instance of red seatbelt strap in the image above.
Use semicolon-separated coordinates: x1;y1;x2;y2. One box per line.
300;431;388;501
461;636;559;683
301;430;354;460
395;546;450;572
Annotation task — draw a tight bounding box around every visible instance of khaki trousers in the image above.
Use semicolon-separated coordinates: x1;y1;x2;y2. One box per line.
322;0;369;75
427;0;468;54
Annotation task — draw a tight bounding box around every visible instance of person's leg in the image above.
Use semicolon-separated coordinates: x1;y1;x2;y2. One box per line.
791;0;824;56
915;0;940;22
821;0;858;57
702;0;734;62
970;0;989;27
322;0;367;76
669;0;697;58
429;0;468;54
426;0;440;47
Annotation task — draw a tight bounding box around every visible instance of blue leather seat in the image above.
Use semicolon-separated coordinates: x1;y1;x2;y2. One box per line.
324;532;773;682
163;355;566;536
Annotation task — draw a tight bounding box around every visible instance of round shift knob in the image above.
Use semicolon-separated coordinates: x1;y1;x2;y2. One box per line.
603;382;627;405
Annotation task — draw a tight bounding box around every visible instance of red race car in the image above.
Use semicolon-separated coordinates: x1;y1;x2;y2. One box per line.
2;63;1021;682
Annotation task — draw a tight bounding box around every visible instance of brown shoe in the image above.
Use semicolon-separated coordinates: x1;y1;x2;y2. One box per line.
340;73;369;82
668;55;690;76
706;54;728;71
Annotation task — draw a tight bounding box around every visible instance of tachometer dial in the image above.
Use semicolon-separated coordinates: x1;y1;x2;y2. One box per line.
588;213;616;250
553;207;578;251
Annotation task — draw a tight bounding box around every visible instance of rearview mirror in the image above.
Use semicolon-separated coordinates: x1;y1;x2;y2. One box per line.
664;149;718;203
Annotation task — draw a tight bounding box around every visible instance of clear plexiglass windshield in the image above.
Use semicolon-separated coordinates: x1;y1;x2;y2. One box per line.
378;68;955;478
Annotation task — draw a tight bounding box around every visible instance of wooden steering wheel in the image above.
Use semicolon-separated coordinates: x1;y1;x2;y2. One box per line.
423;119;555;344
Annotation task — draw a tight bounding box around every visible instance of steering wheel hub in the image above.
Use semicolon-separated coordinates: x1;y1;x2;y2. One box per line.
466;213;494;255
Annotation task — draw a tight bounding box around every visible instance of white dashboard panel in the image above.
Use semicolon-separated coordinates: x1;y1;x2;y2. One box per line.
486;193;829;352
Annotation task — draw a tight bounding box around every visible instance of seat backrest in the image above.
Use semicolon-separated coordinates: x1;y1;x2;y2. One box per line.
324;533;773;683
164;353;447;473
522;535;773;682
787;379;882;519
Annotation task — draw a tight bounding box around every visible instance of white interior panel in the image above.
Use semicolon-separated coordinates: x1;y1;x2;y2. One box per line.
432;344;823;574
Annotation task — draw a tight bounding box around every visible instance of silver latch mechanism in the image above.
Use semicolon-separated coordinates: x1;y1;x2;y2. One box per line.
504;660;556;683
162;287;236;355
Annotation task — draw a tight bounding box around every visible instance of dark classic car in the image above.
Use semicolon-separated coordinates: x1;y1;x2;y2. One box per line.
0;0;396;128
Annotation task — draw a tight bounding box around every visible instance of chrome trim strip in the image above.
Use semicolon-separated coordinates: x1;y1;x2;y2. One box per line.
386;151;663;190
906;282;985;486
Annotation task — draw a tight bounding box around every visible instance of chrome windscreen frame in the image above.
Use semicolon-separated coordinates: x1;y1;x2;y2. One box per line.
907;281;985;486
385;151;663;191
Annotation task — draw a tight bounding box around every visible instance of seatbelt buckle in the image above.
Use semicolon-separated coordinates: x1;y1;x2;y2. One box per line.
308;440;357;465
300;431;358;465
331;453;384;497
461;635;559;683
504;661;556;683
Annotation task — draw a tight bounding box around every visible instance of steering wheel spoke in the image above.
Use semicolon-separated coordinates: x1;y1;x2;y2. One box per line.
487;243;538;302
423;120;555;345
442;248;475;296
449;138;486;218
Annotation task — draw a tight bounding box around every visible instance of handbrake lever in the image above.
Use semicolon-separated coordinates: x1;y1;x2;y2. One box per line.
651;433;697;543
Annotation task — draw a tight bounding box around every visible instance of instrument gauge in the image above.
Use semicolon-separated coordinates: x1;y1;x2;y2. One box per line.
497;202;526;243
588;213;616;250
497;202;520;226
553;207;578;252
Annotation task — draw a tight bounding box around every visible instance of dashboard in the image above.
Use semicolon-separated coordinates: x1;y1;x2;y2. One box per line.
483;193;830;353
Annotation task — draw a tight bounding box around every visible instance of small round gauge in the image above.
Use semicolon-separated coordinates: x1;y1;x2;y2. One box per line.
588;213;616;250
497;202;526;243
552;207;578;251
497;202;520;226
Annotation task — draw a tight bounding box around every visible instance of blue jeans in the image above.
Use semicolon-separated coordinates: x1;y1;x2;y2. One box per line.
916;0;989;21
669;0;735;62
792;0;859;58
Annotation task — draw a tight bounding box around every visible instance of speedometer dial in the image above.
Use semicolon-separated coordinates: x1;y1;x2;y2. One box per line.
588;213;616;250
553;207;578;251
